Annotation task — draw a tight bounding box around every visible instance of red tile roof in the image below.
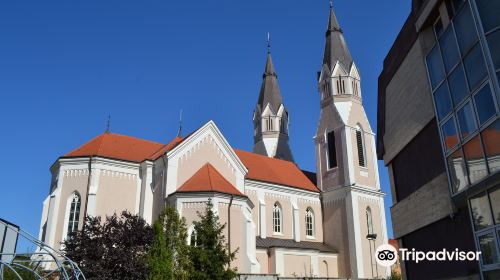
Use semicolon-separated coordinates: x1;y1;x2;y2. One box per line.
63;132;181;163
177;164;245;196
234;149;320;192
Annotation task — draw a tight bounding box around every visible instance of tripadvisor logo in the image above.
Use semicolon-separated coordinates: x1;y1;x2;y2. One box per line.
375;244;482;267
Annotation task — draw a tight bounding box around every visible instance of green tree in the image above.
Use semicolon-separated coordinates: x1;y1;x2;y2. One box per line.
189;199;237;280
148;206;192;280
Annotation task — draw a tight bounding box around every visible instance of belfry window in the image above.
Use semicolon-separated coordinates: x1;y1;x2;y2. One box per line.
366;207;374;235
356;126;366;167
67;193;81;236
273;203;282;234
305;208;314;237
326;130;337;169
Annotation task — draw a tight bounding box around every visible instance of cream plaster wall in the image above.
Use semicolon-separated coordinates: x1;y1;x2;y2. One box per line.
176;137;237;188
318;256;339;278
283;254;311;277
264;194;292;239
358;197;386;278
298;200;323;242
95;171;138;217
256;250;269;274
322;198;350;277
54;170;89;249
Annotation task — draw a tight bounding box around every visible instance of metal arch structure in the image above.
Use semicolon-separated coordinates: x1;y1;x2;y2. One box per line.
0;218;85;280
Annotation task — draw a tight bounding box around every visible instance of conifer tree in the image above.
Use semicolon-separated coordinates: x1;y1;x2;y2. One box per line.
189;199;237;280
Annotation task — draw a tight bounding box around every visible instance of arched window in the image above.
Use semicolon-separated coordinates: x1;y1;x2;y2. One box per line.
356;125;366;167
326;130;337;169
366;207;374;235
188;227;198;247
273;203;282;234
67;193;81;236
305;208;314;237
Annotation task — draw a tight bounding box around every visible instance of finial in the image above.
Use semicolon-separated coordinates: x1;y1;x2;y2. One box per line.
105;114;111;133
267;32;271;54
177;109;183;137
330;0;333;9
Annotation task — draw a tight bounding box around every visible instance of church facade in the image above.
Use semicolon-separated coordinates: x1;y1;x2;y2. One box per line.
37;5;388;278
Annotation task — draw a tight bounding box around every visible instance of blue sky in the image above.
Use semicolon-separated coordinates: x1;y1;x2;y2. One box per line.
0;0;410;249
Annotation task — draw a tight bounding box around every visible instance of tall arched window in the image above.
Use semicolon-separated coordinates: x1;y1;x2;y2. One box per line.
67;193;81;236
356;125;366;167
273;203;282;234
326;130;337;169
189;228;198;247
366;207;374;235
305;208;314;237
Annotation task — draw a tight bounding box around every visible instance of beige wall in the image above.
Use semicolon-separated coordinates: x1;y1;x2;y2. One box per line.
176;137;237;188
256;249;269;274
95;171;138;217
264;195;293;239
357;197;385;278
318;256;339;278
350;128;377;189
283;254;311;277
54;170;89;249
298;200;323;242
322;198;350;277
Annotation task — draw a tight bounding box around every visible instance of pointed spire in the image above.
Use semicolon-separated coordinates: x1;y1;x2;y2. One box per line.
323;2;353;70
257;33;282;111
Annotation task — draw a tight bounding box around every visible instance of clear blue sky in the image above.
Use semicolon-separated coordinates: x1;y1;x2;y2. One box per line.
0;1;410;248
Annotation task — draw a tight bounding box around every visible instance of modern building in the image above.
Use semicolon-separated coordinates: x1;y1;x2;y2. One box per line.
377;0;500;279
37;4;389;278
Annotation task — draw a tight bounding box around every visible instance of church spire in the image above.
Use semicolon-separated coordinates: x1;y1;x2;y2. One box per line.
323;3;353;70
257;36;282;113
252;35;294;162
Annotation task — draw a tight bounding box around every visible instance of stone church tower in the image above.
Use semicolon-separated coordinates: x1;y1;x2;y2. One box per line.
315;4;389;278
253;46;294;162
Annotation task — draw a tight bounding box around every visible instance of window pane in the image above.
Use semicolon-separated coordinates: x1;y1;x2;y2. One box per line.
489;186;500;225
448;65;469;105
440;27;460;73
470;192;494;230
476;0;500;33
442;117;459;150
454;5;478;55
464;136;488;184
426;45;445;89
487;30;500;71
448;149;468;193
464;43;488;91
478;233;499;265
474;85;496;125
482;119;500;174
457;101;477;138
434;83;452;121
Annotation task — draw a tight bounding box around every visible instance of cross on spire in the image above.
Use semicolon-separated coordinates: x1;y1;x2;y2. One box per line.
267;32;271;54
105;114;111;133
177;109;183;137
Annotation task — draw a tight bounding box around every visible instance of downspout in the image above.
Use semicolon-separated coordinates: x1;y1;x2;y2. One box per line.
83;156;93;227
228;194;234;254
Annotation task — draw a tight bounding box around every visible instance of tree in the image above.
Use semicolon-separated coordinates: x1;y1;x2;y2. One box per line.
63;211;153;280
148;206;192;280
189;199;237;280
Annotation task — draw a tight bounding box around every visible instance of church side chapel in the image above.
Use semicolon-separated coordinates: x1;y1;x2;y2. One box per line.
37;4;388;278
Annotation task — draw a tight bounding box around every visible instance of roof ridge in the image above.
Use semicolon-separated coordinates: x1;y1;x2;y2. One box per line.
106;132;164;146
206;164;214;191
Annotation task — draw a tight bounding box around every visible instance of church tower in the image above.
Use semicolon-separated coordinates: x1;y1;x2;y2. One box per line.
315;4;389;278
253;42;294;161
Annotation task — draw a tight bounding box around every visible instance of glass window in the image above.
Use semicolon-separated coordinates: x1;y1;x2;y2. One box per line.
434;83;452;121
487;30;500;71
67;193;81;237
305;208;314;237
448;149;468;193
489;186;500;225
478;232;499;265
448;65;469;105
482;119;500;174
454;5;478;55
464;136;488;184
442;117;459;150
440;27;460;73
464;43;488;91
327;131;337;169
475;0;500;33
470;192;494;230
457;101;478;138
273;203;282;234
434;19;444;38
356;128;366;167
474;85;497;125
427;45;445;89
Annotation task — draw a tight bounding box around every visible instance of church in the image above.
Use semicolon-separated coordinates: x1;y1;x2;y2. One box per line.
37;5;389;278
